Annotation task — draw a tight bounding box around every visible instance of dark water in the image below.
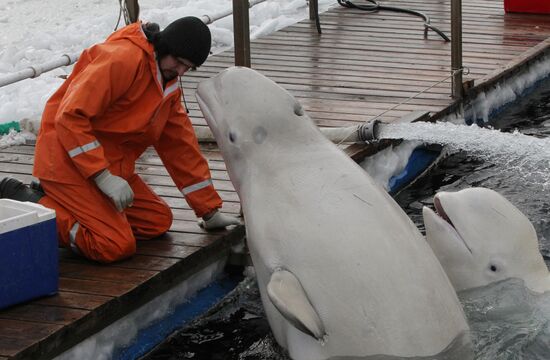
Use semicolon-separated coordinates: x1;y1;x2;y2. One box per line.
143;275;286;360
144;78;550;360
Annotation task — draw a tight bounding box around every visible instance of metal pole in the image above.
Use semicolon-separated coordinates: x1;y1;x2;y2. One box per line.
451;0;463;98
233;0;251;67
309;0;318;20
124;0;140;23
0;53;79;88
200;0;266;25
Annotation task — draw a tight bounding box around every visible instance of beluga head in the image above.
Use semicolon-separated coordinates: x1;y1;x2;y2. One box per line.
423;187;550;293
195;66;318;193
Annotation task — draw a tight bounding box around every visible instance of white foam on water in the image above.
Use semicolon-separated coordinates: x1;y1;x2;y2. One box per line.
444;55;550;125
359;140;423;190
378;121;550;191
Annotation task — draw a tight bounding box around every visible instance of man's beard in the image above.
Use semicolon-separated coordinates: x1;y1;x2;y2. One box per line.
162;70;178;82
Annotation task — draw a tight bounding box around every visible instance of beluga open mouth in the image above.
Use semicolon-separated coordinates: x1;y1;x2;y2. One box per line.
433;195;454;227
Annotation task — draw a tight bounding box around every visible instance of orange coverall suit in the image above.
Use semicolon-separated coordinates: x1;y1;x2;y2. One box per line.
33;23;222;263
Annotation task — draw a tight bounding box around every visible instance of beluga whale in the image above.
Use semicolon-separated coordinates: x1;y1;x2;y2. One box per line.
196;66;472;360
423;187;550;293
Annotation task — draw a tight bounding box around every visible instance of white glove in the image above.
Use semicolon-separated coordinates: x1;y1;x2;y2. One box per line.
94;169;134;212
198;210;241;230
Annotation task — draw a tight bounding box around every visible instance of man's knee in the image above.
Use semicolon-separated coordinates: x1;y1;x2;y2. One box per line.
76;228;137;263
141;203;173;238
94;239;136;263
156;208;173;234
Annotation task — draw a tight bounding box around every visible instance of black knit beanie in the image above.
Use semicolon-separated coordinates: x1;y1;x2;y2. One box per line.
148;17;211;67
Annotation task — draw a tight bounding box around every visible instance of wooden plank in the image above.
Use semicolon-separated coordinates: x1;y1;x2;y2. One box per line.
135;242;202;258
34;291;113;311
215;48;508;69
260;31;534;51
59;262;158;284
0;319;62;357
0;319;63;339
0;304;89;325
106;254;181;271
160;231;220;247
58;277;137;297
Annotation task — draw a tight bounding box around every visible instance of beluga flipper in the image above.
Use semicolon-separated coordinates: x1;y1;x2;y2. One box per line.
267;269;326;340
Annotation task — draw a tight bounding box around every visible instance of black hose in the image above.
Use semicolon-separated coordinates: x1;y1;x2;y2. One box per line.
337;0;450;42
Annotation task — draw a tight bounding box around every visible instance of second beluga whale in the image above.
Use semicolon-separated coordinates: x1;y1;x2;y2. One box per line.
423;187;550;293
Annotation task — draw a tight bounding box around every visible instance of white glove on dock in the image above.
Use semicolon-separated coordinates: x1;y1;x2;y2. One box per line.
199;210;241;230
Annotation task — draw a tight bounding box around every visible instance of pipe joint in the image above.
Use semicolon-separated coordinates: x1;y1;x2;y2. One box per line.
200;14;213;24
29;65;42;78
357;120;380;142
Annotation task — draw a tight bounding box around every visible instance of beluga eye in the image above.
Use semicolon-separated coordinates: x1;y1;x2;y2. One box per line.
486;259;504;276
229;131;237;143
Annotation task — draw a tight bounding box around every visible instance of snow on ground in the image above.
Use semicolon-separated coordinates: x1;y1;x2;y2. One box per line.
0;0;334;138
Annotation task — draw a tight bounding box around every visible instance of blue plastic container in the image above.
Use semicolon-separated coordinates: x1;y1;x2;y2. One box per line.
0;199;58;309
388;147;440;194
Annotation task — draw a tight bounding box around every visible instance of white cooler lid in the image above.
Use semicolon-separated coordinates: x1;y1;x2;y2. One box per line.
0;199;56;235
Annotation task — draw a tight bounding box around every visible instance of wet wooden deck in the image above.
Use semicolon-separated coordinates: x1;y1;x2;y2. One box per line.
1;0;550;358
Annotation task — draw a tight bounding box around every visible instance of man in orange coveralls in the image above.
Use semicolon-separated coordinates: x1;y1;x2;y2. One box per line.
0;17;240;263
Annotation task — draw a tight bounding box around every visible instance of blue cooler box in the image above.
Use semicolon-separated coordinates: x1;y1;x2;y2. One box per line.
0;199;58;309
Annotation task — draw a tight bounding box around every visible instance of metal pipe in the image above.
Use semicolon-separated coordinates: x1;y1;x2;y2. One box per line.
317;122;381;143
200;0;266;25
193;120;382;144
0;53;79;88
0;0;269;88
451;0;463;98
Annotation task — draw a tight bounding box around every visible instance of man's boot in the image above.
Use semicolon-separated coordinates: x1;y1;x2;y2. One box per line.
0;177;44;203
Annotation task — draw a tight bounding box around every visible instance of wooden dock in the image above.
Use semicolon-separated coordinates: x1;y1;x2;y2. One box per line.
1;0;549;358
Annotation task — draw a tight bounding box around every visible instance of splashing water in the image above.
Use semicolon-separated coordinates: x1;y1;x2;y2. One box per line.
460;278;550;360
378;121;550;191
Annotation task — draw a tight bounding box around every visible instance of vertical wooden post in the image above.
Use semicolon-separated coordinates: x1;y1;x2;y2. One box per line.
124;0;140;23
309;0;318;20
451;0;463;98
233;0;251;67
